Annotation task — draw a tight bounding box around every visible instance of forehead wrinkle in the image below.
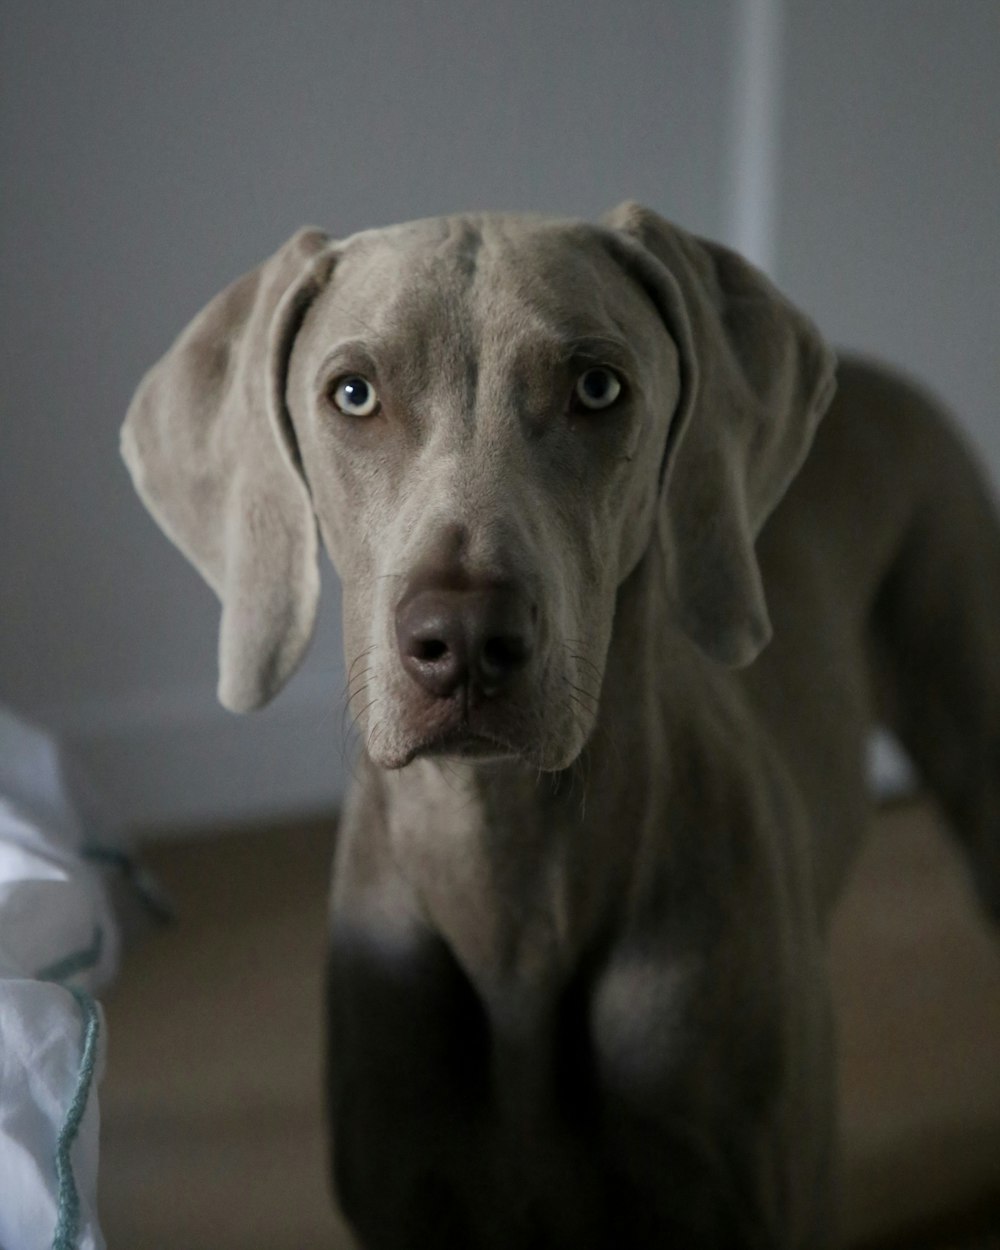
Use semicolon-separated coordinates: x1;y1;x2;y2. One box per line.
443;217;483;281
383;226;492;421
474;237;645;343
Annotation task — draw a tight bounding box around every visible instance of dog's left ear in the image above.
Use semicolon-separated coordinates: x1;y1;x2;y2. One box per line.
602;202;837;666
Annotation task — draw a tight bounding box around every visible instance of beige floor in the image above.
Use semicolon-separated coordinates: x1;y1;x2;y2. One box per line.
97;801;1000;1249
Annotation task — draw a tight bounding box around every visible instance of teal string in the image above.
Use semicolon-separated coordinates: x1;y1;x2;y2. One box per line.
49;987;100;1250
36;926;104;1250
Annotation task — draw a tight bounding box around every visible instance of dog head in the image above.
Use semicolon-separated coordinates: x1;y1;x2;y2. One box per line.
122;206;834;770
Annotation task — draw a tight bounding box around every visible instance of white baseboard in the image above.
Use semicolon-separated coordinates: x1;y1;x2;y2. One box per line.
34;675;351;837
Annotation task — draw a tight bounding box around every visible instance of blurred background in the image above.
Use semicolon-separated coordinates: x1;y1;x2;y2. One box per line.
2;0;997;831
2;4;999;1248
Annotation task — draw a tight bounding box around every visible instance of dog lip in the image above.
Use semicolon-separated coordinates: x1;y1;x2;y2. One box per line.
409;726;519;763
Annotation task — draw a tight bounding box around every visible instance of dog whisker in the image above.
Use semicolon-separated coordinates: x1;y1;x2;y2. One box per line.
564;647;604;681
365;716;387;763
344;672;373;707
349;696;380;737
340;682;371;745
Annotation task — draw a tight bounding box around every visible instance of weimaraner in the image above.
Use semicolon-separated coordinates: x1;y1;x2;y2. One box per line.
122;205;1000;1248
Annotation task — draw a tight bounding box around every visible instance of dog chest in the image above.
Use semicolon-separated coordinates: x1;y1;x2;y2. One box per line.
327;904;800;1248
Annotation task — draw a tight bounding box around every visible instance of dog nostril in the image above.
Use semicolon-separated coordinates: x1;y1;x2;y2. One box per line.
477;634;531;691
482;636;527;671
415;639;449;662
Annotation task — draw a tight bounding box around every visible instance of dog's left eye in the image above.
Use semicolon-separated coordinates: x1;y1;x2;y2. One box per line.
573;367;622;411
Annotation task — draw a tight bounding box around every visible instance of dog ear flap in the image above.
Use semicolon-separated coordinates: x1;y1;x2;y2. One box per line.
121;228;337;711
602;202;837;667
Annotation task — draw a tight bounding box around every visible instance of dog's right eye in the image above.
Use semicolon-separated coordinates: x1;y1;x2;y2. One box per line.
329;375;380;417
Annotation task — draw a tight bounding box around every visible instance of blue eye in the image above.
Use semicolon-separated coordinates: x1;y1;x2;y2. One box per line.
574;367;622;410
331;375;379;417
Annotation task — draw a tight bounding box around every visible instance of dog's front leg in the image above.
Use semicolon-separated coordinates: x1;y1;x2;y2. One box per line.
326;900;491;1250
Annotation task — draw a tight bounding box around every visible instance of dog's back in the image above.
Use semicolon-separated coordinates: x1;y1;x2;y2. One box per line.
747;353;1000;920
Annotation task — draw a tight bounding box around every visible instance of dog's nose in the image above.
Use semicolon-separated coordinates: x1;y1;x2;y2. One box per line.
395;584;535;699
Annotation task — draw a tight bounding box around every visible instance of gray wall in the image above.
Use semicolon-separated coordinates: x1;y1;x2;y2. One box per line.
1;1;997;830
777;1;999;473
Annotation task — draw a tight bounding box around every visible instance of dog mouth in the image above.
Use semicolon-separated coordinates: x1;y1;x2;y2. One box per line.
406;725;520;765
370;658;591;772
389;693;526;765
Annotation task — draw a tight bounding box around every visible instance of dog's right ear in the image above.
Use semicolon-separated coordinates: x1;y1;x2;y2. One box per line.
121;229;337;712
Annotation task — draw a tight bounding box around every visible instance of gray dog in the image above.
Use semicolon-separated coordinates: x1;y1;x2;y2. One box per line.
122;205;999;1248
